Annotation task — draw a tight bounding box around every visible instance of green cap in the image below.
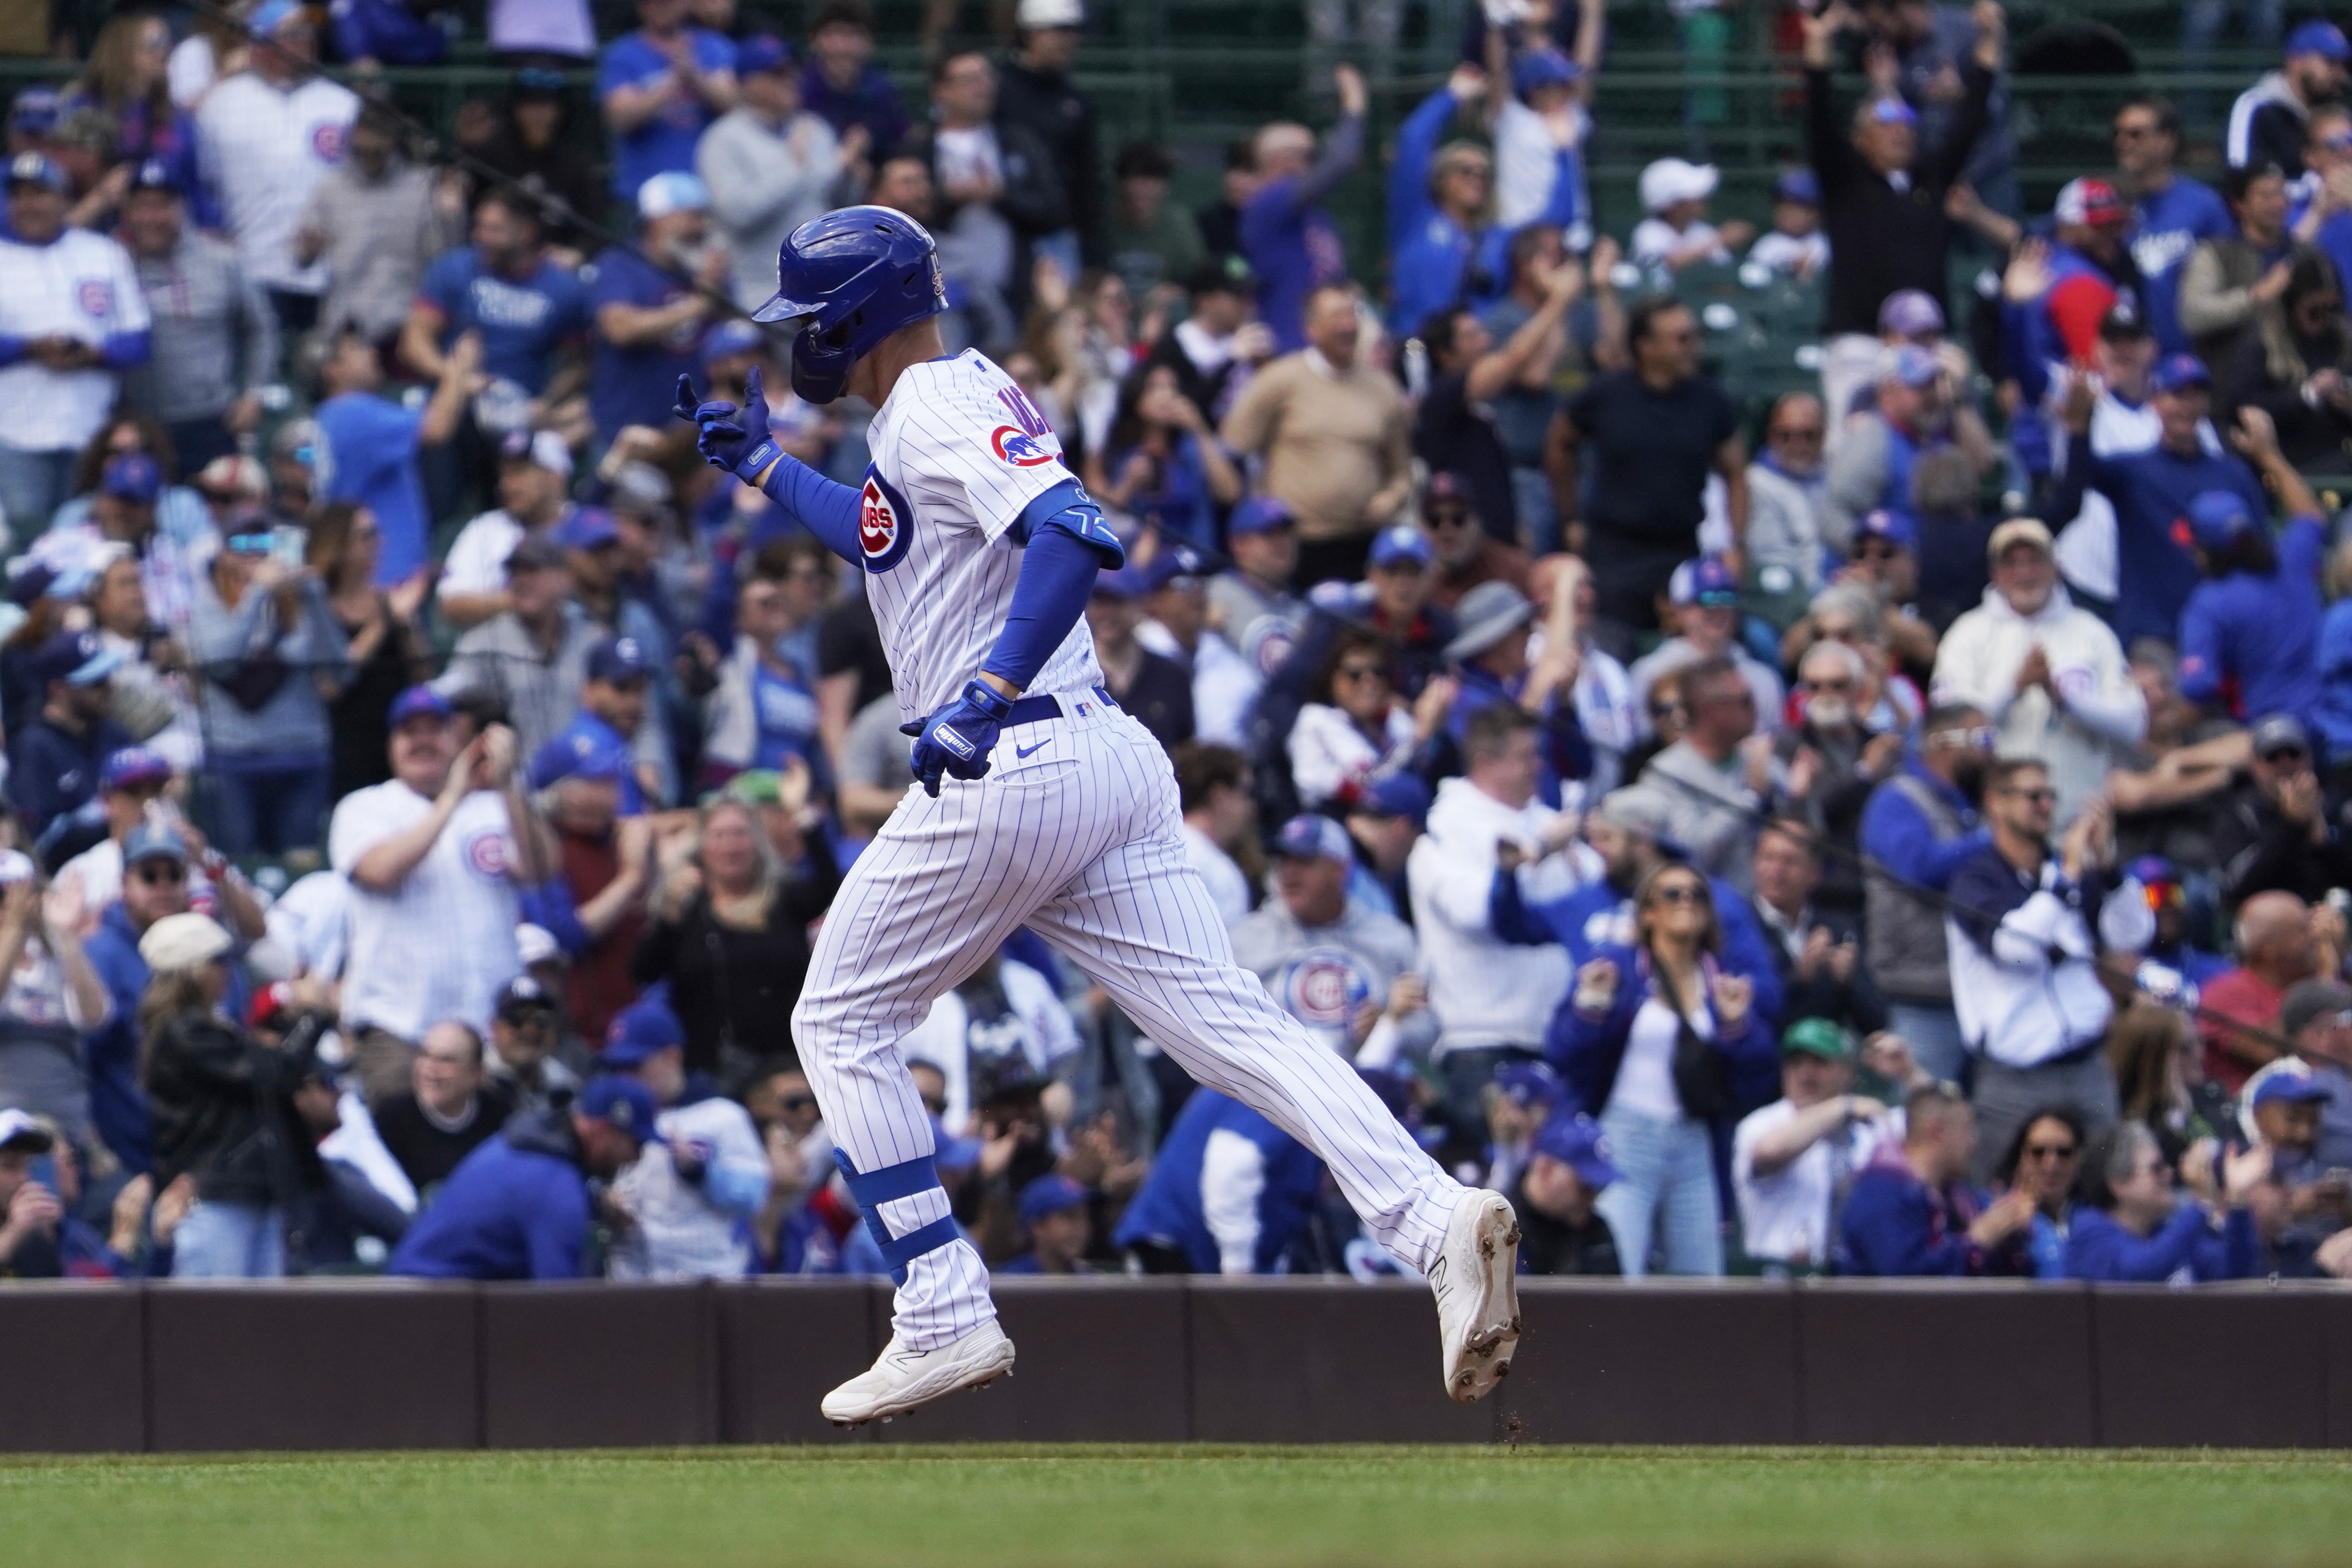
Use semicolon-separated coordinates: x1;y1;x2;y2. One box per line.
1781;1018;1852;1060
721;768;785;806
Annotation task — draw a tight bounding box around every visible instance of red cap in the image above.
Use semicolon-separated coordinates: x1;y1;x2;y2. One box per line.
2055;177;2130;228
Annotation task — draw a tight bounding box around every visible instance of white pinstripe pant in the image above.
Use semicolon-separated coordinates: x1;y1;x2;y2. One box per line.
794;699;1467;1348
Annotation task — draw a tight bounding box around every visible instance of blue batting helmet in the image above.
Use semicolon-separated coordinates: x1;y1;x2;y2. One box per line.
752;205;949;404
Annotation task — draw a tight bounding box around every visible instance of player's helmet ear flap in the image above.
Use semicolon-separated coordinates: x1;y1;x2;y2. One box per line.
755;206;951;405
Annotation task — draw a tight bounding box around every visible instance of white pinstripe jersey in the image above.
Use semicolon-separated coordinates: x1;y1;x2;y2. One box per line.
859;349;1108;722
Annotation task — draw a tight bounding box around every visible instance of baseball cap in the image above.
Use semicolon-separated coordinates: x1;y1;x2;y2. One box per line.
197;453;270;500
529;729;628;792
1781;1017;1854;1060
1531;1111;1620;1189
1868;97;1920;127
1877;289;1945;338
2185;490;2257;549
1134;543;1212;597
2127;853;2180;887
587;634;652;685
1355;772;1430;825
8;88;61;140
2251;712;2312;759
1775;168;1821;205
516;923;567;969
1017;0;1084;28
249;0;309;35
700;318;765;368
1986;516;2054;562
6;562;57;608
1879;343;1942;388
600;999;685;1068
577;1074;664;1145
1185;252;1256;297
1226;494;1295;538
2100;299;2150;341
1669;553;1741;607
1442;579;1536;662
506;536;571;576
721;767;810;812
1639;157;1718;214
497;973;562;1020
608;460;675;519
498;427;574;478
1855;509;1919;553
637;170;710;220
1512;47;1580;97
6;152;68;193
1018;1171;1090;1226
0;1108;55;1153
102;452;162;505
1276;813;1353;864
1091;563;1152;601
34;629;122;689
2151;353;2212;394
1422;470;1474;515
138;911;233;973
126;159;178;195
2251;1066;2333;1108
735;34;793;75
1493;1059;1562;1112
2287;18;2352;61
553;507;620;552
248;980;299;1033
387;683;454;728
2283;979;2352;1040
2054;176;2131;229
100;746;172;793
1369;523;1434;570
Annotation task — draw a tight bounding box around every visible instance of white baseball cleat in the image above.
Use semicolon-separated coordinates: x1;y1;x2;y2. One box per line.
1430;1189;1523;1403
821;1318;1017;1427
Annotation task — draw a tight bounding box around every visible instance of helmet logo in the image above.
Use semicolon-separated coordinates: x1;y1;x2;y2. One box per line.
991;426;1059;467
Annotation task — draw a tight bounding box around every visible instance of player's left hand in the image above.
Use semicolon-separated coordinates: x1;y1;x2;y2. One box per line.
672;367;780;482
900;680;1016;796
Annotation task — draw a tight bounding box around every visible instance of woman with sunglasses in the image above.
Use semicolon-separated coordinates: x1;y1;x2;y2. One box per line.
1994;1104;2087;1277
1550;862;1778;1275
1287;628;1449;809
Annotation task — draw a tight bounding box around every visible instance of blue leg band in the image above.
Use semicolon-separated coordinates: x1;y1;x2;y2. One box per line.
834;1149;964;1287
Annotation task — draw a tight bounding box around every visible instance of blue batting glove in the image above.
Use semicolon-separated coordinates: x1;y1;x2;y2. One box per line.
899;680;1015;797
671;366;781;482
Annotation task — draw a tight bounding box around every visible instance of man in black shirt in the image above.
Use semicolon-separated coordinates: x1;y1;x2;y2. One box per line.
1547;295;1745;652
994;0;1104;267
1412;254;1581;548
10;630;134;861
1087;567;1195;753
1509;1112;1623;1276
371;1020;515;1200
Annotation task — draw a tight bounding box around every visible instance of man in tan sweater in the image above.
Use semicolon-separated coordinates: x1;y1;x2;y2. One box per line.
1220;284;1413;586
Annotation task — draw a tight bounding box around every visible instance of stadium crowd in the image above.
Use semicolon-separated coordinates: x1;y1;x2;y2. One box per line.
6;0;2352;1291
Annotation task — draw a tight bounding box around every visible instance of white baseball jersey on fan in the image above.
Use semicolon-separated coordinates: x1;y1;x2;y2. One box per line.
794;348;1468;1352
328;782;522;1041
0;229;151;452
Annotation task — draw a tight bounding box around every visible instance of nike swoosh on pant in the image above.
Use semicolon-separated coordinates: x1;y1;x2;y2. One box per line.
1015;739;1051;759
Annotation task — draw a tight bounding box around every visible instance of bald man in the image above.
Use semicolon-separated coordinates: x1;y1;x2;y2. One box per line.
2199;891;2327;1094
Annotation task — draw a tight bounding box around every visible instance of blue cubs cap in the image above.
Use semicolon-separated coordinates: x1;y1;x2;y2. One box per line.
1869;97;1919;127
2288;19;2352;61
2250;712;2310;759
35;629;121;688
2186;489;2256;548
1357;771;1430;824
1856;509;1919;553
1370;523;1434;570
600;999;685;1068
529;729;628;791
2127;853;2179;887
1276;814;1353;864
249;0;307;35
1226;494;1295;537
1493;1059;1562;1112
387;683;453;728
1512;47;1580;96
1670;553;1741;607
127;159;177;195
102;452;162;505
1018;1172;1090;1226
99;746;172;793
1092;563;1152;601
587;634;651;685
8;88;61;139
2252;1068;2333;1108
577;1074;665;1144
1136;543;1212;594
553;507;620;551
1532;1111;1620;1189
637;170;710;220
1774;168;1821;205
2151;353;2212;393
5;151;67;194
735;33;793;75
1878;288;1945;338
700;318;765;367
122;821;190;868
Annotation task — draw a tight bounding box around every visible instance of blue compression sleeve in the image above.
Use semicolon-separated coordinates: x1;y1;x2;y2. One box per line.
756;453;864;563
983;488;1123;691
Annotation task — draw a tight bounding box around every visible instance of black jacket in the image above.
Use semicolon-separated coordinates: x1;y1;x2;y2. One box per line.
631;836;842;1076
900;118;1070;319
994;57;1102;264
1508;1175;1621;1276
1748;898;1889;1039
146;1012;320;1208
2214;779;2352;909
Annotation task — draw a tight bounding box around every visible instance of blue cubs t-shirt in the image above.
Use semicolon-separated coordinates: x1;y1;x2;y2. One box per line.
587;245;704;442
597;28;737;199
316;392;429;586
416;247;591;395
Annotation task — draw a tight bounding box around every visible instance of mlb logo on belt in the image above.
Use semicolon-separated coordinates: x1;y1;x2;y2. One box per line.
990;426;1058;467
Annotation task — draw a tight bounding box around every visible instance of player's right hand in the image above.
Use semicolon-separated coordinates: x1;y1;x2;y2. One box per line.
672;367;780;482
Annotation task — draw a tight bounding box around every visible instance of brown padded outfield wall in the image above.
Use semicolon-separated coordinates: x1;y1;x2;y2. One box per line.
8;1275;2352;1453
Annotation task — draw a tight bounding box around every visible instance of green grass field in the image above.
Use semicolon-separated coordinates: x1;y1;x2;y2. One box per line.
8;1446;2352;1567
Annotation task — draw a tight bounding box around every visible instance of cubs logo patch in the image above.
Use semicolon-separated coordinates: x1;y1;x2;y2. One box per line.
990;426;1059;467
310;121;346;163
465;829;511;879
76;280;113;317
857;463;914;574
1282;950;1372;1030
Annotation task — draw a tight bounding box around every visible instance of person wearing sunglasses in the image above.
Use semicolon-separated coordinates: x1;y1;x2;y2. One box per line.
2212;713;2352;909
1742;391;1831;627
2111;96;2228;359
1945;757;2153;1184
1992;1104;2087;1278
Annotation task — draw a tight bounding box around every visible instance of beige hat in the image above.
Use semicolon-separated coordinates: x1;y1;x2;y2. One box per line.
138;912;233;974
1986;516;2053;562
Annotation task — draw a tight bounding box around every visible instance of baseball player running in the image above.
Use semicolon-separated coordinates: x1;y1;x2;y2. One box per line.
675;207;1519;1425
